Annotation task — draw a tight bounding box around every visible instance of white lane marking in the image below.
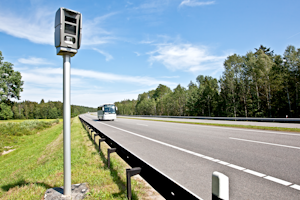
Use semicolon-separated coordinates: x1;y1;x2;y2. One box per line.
227;164;246;170
229;137;300;150
211;159;220;162
264;176;292;186
290;184;300;190
97;121;299;191
218;161;230;165
243;169;266;177
137;123;148;126
203;156;214;160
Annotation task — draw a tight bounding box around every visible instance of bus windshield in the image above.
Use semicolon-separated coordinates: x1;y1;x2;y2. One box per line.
104;105;116;114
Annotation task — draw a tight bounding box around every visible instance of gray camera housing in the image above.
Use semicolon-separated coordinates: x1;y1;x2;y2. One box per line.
55;8;82;56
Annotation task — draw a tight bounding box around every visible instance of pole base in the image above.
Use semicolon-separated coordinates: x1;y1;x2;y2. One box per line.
44;183;88;200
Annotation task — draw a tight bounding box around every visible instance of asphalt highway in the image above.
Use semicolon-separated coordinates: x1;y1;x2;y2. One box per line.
80;114;300;200
120;116;300;128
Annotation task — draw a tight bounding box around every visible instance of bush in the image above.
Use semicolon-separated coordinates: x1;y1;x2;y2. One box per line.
0;103;13;120
0;119;59;153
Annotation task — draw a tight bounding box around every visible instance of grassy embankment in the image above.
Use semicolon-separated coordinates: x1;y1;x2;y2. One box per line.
0;119;60;154
119;117;300;133
0;119;64;124
0;117;152;200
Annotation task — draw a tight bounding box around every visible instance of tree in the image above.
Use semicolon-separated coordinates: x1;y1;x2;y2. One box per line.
0;51;24;119
186;81;198;116
171;84;187;116
0;102;13;119
196;75;219;117
255;49;274;117
136;98;156;115
283;45;300;116
222;54;244;117
153;84;171;100
255;45;274;57
48;107;58;119
0;51;24;103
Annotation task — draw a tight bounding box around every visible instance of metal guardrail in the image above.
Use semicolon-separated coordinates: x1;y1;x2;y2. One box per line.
79;116;201;200
119;115;300;123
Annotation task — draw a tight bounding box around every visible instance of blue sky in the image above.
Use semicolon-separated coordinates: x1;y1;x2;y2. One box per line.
0;0;299;107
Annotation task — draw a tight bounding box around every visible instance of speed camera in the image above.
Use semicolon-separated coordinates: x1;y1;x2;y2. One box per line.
55;7;82;56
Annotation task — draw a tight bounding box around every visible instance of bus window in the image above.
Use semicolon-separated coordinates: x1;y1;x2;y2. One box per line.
104;105;116;113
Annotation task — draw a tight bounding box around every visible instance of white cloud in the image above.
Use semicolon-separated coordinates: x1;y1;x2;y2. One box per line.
93;48;113;61
287;32;300;39
19;86;62;103
22;71;62;88
0;8;54;45
17;66;176;87
179;0;215;7
71;91;139;107
148;43;227;73
83;12;118;46
19;85;140;107
18;57;53;65
0;7;116;47
71;68;176;86
131;1;168;12
160;76;180;79
140;40;155;44
134;52;141;56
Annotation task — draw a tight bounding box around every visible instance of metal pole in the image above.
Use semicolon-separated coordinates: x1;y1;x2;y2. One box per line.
63;54;71;197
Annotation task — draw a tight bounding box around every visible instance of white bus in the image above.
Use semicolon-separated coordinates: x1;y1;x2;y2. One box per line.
97;104;117;121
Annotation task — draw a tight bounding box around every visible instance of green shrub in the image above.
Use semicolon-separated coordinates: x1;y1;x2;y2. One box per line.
0;119;59;153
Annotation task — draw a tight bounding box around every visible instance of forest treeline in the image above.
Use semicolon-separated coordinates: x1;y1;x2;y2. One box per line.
115;45;300;118
3;99;97;119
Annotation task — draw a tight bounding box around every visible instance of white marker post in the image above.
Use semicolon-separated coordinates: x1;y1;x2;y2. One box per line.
212;171;229;200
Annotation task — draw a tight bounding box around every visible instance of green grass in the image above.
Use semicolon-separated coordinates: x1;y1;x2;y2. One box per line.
0;119;60;154
0;119;63;123
119;117;300;133
0;117;153;200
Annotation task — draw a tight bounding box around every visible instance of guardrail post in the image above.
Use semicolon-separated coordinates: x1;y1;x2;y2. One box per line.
90;130;94;140
212;171;229;200
107;148;116;168
126;167;142;200
98;138;105;152
94;133;99;143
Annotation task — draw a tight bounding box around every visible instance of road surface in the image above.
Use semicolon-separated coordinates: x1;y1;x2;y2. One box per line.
80;114;300;200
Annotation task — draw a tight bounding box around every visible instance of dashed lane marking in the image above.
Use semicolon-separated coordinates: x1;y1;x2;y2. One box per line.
264;176;292;186
227;164;246;170
229;137;300;150
290;184;300;191
243;169;266;177
137;123;148;126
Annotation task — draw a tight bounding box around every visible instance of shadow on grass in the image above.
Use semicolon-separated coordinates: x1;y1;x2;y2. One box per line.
81;122;139;200
1;180;52;191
